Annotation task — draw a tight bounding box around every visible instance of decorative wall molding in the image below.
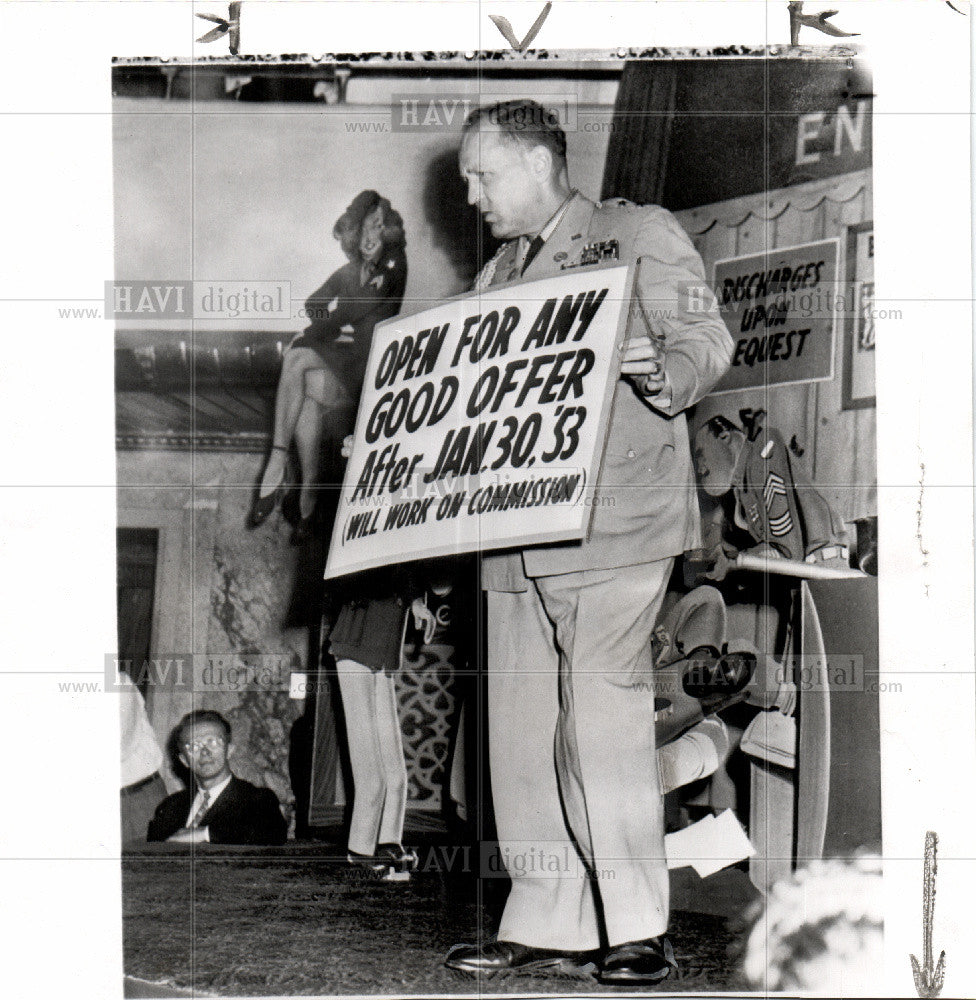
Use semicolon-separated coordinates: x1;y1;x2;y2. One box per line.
678;169;872;237
397;644;458;811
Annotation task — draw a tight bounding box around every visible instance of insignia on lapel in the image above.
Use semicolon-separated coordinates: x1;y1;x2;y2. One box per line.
580;239;620;266
554;251;567;262
571;233;582;240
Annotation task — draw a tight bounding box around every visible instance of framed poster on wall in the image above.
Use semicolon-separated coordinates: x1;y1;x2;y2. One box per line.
843;222;876;409
710;238;840;395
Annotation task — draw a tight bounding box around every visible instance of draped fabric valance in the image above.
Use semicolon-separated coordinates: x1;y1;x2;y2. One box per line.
600;61;677;207
602;58;871;212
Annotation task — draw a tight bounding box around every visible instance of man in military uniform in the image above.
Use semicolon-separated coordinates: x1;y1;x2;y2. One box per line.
444;100;733;985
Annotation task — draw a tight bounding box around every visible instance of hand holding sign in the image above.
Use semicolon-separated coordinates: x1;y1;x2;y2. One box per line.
621;335;665;397
410;597;437;645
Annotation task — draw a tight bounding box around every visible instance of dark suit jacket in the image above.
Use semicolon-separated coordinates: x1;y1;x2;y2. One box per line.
147;775;287;845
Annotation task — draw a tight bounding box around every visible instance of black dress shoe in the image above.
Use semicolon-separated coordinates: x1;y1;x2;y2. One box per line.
445;940;592;978
682;644;757;699
346;849;414;882
599;935;677;985
377;843;419;875
247;484;284;529
346;850;391;878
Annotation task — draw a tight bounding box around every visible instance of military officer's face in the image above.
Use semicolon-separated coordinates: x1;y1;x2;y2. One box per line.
459;125;546;239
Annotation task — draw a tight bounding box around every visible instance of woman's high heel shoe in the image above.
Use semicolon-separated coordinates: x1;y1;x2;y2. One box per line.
281;488;302;529
289;516;314;547
247;446;289;529
289;485;319;545
247;485;285;529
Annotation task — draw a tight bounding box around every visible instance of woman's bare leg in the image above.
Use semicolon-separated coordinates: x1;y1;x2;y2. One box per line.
295;367;353;520
294;395;324;520
259;346;324;497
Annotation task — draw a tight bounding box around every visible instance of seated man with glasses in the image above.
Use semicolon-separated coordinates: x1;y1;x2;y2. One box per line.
147;710;287;845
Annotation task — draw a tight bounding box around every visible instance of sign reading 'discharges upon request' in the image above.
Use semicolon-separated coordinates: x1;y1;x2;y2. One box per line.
711;238;840;394
324;264;634;579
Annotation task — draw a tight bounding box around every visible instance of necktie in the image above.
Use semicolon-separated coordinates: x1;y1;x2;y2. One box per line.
189;789;211;829
521;235;545;275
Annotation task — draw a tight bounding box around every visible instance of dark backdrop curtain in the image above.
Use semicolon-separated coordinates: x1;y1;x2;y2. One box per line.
600;62;678;207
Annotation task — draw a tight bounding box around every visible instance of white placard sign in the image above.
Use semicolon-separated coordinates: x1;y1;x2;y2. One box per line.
325;263;634;579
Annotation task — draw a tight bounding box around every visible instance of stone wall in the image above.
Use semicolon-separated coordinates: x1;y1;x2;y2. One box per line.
118;450;313;830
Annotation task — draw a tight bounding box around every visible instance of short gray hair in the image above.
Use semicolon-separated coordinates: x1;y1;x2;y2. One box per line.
463;99;567;164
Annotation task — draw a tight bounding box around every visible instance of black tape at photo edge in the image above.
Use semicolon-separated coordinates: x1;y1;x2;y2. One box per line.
323;262;638;580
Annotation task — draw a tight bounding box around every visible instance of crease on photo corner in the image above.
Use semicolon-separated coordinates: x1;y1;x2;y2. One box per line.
195;2;241;55
489;2;553;53
135;0;966;67
787;2;860;45
910;831;946;999
190;0;557;59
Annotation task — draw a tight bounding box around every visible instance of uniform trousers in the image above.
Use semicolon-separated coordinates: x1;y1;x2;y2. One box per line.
335;658;408;856
488;559;672;951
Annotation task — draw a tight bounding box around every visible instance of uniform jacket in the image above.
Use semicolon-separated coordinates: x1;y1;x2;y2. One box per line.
476;192;733;591
733;425;848;562
147;774;287;845
293;250;408;394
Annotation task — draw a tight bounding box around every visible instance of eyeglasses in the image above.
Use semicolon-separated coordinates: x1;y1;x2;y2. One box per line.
183;736;226;754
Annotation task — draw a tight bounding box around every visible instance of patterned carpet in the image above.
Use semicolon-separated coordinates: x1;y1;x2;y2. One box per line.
123;842;751;996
